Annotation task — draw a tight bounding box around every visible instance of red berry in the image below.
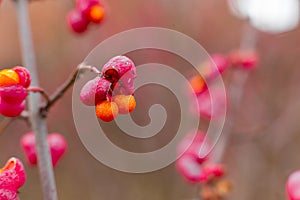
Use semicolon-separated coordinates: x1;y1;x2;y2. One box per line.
287;170;300;200
0;100;25;117
67;9;89;33
177;131;211;164
95;100;119;122
0;189;19;200
0;157;26;191
20;132;37;165
12;66;31;88
80;77;111;106
0;84;27;105
47;133;67;167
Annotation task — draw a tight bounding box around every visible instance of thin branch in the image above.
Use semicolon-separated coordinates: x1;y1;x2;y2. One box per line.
28;87;51;104
41;63;100;115
15;0;58;199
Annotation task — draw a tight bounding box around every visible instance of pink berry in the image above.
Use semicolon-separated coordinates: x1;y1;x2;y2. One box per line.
47;133;67;167
20;132;67;167
80;77;111;106
20;132;37;165
77;0;101;16
67;9;89;33
0;157;26;191
202;164;225;178
229;50;259;70
12;66;31;88
102;56;136;83
197;54;229;81
0;100;25;117
0;189;19;200
176;154;206;183
191;86;227;119
112;70;135;95
177;131;211;164
287;170;300;200
0;84;27;105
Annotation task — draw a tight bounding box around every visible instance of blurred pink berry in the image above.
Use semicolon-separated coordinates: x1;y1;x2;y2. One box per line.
80;76;111;106
20;132;37;165
0;84;27;105
47;133;67;167
287;170;300;200
0;189;19;200
20;132;67;167
229;50;259;70
0;100;26;117
177;131;211;164
202;164;225;178
192;85;227;119
0;157;26;191
67;9;89;33
12;66;31;88
77;0;101;16
197;54;229;82
176;154;207;183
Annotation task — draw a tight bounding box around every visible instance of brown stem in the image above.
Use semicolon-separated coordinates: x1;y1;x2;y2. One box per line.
41;63;100;116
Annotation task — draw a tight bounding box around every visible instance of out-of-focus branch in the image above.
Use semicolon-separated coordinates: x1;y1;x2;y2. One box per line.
211;22;259;164
15;0;58;199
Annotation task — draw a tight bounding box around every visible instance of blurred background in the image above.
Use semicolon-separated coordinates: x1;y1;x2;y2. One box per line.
1;0;300;199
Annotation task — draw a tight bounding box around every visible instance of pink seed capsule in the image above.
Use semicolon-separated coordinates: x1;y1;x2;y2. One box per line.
0;84;27;105
111;70;135;95
191;85;227;119
177;131;211;164
77;0;102;16
67;9;89;33
202;164;225;178
197;54;229;81
0;157;26;191
0;100;25;117
287;170;300;200
101;56;136;83
20;132;37;165
12;66;31;88
47;133;67;167
80;77;111;106
176;154;207;183
0;189;19;200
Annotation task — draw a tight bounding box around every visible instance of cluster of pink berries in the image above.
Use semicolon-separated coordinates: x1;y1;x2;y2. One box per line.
20;132;67;167
176;131;225;183
0;157;26;200
0;66;31;117
189;50;259;119
80;56;137;122
67;0;105;33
